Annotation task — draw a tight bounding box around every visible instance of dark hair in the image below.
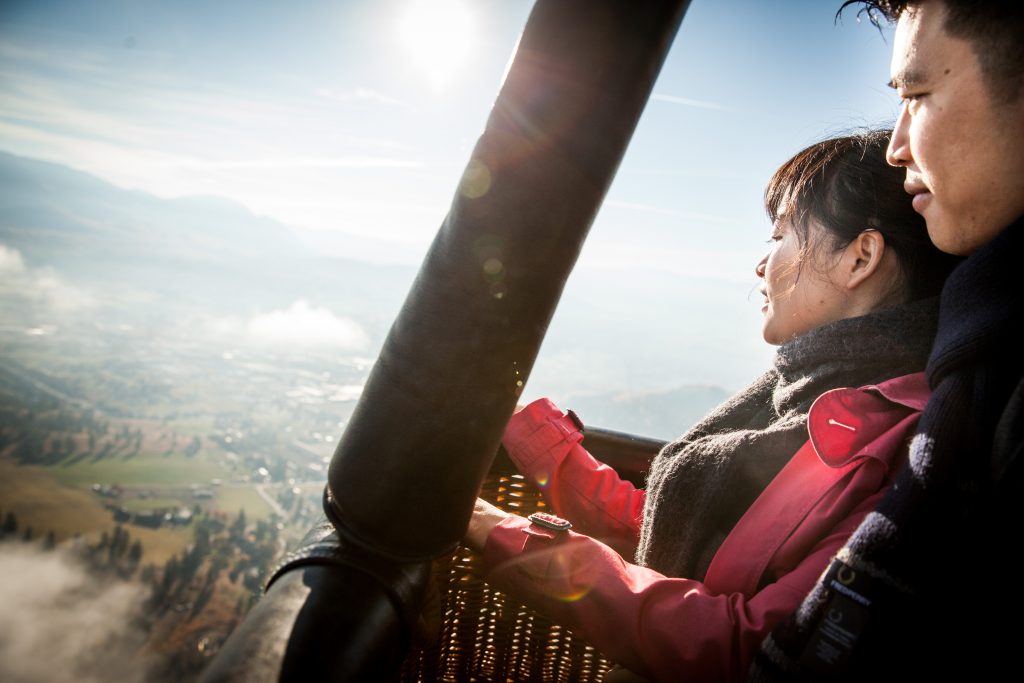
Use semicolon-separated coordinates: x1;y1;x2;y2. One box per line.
765;129;959;301
839;1;1024;102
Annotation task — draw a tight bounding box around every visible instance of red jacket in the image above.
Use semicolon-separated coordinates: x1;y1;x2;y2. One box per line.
483;372;929;682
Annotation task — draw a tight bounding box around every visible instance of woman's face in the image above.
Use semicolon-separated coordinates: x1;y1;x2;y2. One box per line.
756;219;847;345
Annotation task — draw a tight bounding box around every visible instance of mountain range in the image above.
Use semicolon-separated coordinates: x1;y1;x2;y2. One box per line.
0;150;771;438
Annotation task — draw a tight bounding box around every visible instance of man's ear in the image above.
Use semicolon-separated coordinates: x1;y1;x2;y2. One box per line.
844;229;887;290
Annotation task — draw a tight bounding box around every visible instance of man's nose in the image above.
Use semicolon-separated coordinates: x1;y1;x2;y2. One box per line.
887;103;912;168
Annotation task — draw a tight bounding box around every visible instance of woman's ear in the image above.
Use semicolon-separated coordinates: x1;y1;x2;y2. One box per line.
843;229;887;290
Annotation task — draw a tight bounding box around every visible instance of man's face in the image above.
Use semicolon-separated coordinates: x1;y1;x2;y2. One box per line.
887;3;1024;255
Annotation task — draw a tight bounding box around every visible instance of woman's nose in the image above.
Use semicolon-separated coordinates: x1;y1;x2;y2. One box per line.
755;253;768;278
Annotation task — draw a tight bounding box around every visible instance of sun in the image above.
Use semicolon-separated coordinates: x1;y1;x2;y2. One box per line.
396;0;477;89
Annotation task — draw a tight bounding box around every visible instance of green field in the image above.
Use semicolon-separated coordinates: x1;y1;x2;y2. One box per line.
48;449;230;489
215;487;273;521
0;456;192;563
121;497;186;512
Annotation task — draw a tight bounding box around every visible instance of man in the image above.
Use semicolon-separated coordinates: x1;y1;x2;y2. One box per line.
750;2;1024;680
884;1;1024;254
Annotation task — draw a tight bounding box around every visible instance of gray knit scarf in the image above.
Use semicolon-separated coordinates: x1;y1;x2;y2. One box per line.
749;220;1024;681
636;297;940;580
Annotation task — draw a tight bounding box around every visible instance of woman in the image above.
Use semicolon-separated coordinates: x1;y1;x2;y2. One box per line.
464;130;958;682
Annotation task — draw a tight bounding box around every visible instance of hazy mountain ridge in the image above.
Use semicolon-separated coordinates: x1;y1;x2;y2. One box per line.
0;152;301;257
565;384;731;442
0;150;757;436
0;151;412;332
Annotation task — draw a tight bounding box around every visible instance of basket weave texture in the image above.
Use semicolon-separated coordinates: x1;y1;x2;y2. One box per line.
398;468;614;683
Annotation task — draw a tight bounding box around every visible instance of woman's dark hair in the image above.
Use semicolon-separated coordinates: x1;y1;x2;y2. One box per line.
764;129;960;302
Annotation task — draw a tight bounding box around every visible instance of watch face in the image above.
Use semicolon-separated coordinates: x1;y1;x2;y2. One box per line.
566;409;585;432
528;512;572;532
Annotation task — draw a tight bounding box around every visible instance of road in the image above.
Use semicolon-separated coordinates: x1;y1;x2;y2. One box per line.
254;484;287;518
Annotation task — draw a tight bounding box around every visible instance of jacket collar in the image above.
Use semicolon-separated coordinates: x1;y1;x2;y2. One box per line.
808;371;929;468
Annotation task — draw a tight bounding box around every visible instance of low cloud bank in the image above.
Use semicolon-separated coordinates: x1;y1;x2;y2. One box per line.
0;243;94;313
204;299;370;351
0;544;159;683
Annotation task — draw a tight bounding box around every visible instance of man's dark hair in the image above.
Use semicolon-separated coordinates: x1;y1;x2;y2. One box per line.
840;1;1024;102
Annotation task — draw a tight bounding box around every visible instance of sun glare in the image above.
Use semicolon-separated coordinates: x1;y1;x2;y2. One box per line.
397;0;476;89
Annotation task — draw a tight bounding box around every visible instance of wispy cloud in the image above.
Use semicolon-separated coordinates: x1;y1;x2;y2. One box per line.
183;156;423;170
604;200;734;226
650;93;737;113
0;40;435;243
0;244;26;273
0;37;115;76
246;300;369;349
0;243;95;313
578;243;755;283
205;300;370;350
315;86;407;107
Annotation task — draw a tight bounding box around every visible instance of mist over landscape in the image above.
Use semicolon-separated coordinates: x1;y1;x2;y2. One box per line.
0;149;758;436
0;150;753;677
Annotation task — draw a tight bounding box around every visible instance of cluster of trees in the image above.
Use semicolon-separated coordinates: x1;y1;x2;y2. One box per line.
88;524;145;576
1;369;109;465
0;381;147;466
0;509;56;548
148;509;281;619
141;509;286;679
0;509;143;579
1;501;287;679
0;385;206;467
274;484;318;524
151;520;215;614
0;366;215;468
1;505;286;680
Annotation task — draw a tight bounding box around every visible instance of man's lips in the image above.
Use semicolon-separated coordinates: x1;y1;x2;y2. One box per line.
904;179;932;213
904;179;930;196
911;191;932;213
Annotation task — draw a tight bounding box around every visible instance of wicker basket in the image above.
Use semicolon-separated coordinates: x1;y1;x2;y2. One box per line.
398;466;614;683
400;427;664;683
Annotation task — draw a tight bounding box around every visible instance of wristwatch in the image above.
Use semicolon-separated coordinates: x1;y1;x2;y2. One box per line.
527;511;572;532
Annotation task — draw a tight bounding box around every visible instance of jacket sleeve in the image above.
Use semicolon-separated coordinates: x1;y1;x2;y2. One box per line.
482;485;885;683
502;398;646;556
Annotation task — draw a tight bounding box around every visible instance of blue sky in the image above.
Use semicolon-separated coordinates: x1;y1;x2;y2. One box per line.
0;0;901;392
0;0;897;270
